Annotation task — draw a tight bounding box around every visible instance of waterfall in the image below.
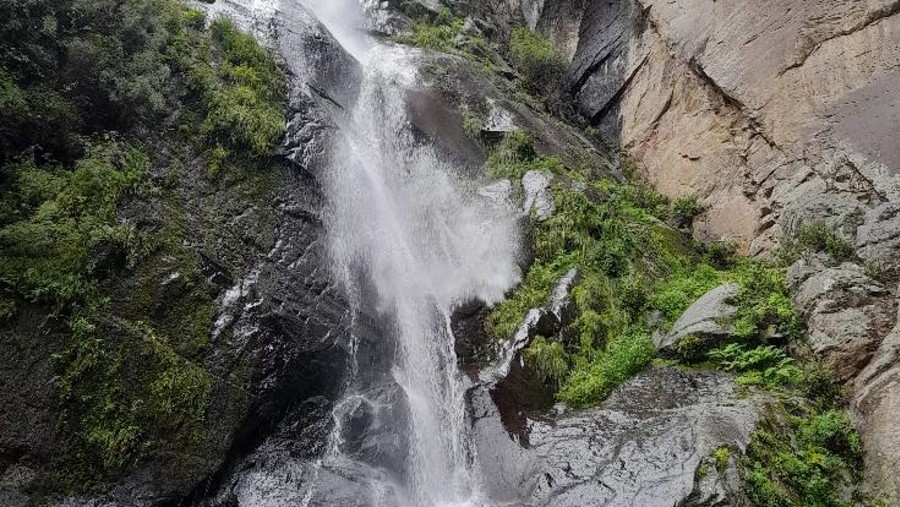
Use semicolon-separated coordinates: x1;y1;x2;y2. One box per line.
300;1;522;506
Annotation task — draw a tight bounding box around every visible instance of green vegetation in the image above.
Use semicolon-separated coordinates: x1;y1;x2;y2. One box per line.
708;344;803;390
778;222;856;266
507;26;567;106
745;407;867;507
399;6;490;62
0;142;148;307
460;104;483;140
713;446;731;472
558;329;655;405
485;131;565;180
523;335;569;389
0;0;286;491
672;196;705;228
480;135;798;412
485;137;690;406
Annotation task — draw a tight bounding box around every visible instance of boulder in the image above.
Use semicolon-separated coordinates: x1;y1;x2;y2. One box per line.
655;283;740;356
790;258;896;381
521;170;556;221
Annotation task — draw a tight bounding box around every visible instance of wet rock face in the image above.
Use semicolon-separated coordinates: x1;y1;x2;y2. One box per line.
472;367;763;506
525;368;760;507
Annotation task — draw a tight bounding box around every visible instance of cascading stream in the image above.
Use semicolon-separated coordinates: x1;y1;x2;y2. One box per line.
300;1;521;505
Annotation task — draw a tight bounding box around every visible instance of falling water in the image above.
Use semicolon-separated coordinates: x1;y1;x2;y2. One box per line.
300;1;522;506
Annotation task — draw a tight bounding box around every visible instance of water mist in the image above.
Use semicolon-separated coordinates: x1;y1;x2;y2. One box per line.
299;1;521;505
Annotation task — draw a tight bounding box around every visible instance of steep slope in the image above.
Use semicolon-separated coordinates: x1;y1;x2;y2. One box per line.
562;0;900;500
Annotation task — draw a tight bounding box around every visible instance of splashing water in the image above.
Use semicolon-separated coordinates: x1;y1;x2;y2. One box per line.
302;1;522;505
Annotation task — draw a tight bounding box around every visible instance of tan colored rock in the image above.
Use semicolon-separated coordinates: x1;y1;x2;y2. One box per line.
570;0;900;250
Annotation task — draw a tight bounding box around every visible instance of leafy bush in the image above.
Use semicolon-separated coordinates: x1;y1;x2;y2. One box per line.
745;409;865;507
778;222;856;266
55;318;212;484
409;7;465;52
703;240;739;269
558;329;654;407
508;27;566;106
648;263;723;326
485;131;565;180
486;254;575;340
0;141;148;307
713;446;731;472
524;335;569;389
708;344;803;389
731;261;798;340
672;196;705;222
202;17;285;157
400;6;489;60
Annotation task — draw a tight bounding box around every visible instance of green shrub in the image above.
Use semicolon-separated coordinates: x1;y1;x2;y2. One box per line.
485;131;566;180
55;318;212;483
744;409;865;507
524;335;569;388
713;446;731;472
703;240;739;269
778;222;856;266
400;6;489;59
671;196;705;230
708;344;803;389
486;254;575;340
558;329;654;407
731;261;798;340
676;334;706;363
648;263;723;326
0;141;148;306
508;27;566;104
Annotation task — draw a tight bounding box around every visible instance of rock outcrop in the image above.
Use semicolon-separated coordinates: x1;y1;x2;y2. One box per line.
655;282;739;356
551;0;900;498
0;2;362;505
567;0;900;254
472;366;763;506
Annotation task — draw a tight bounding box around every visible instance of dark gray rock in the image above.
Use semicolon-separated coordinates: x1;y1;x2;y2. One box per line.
473;367;764;506
418;51;608;175
854;314;900;503
567;0;646;128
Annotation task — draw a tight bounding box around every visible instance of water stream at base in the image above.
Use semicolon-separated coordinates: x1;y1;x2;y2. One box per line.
299;2;522;505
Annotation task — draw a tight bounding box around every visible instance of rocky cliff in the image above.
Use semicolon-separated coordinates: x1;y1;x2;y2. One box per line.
2;0;899;505
395;0;900;502
556;0;900;500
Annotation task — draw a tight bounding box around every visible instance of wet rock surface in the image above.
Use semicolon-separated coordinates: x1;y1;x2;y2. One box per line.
473;367;763;506
0;2;362;505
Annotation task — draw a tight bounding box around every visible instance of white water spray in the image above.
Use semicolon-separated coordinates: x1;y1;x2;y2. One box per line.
302;1;521;505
